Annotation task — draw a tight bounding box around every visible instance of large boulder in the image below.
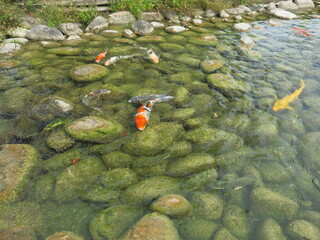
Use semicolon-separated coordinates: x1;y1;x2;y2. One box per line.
85;16;108;32
123;212;180;240
293;0;315;8
277;1;299;10
69;64;109;82
132;20;154;35
123;122;184;156
26;24;64;41
65;116;123;143
59;23;83;36
108;11;136;25
0;144;40;202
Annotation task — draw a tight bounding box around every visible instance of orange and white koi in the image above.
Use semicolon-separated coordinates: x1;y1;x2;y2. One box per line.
95;51;108;63
104;55;136;66
128;90;173;103
136;46;159;63
133;95;174;130
272;80;305;112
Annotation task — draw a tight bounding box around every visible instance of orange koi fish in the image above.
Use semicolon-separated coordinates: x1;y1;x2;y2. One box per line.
272;80;305;112
95;51;108;63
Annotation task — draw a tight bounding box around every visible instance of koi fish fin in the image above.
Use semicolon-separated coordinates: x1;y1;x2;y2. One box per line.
300;80;305;89
285;105;294;111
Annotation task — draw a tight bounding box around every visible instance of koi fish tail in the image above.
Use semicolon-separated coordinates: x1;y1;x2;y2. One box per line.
300;80;305;89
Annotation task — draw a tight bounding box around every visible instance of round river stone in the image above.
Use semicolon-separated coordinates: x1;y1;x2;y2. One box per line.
69;64;109;82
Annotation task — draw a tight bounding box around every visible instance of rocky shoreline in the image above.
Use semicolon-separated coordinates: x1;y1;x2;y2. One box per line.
0;0;317;54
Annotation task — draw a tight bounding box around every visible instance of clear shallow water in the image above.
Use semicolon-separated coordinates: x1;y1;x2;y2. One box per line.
0;11;320;240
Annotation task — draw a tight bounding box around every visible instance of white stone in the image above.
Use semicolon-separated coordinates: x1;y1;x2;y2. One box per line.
108;11;136;25
180;16;192;23
54;99;74;112
234;22;252;32
3;38;28;45
151;22;165;28
124;29;134;35
270;8;298;19
86;16;109;32
103;30;119;34
220;10;230;18
267;3;277;10
7;27;29;38
268;19;280;26
0;43;21;54
294;0;315;8
239;5;252;13
165;25;187;33
235;15;243;20
225;7;245;15
277;1;299;10
59;23;83;36
205;9;217;18
193;19;203;25
67;35;81;40
239;35;255;49
248;11;259;17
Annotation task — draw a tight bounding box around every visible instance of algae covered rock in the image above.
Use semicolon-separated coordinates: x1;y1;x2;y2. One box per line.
184;126;244;154
189;192;224;220
150;194;192;218
45;231;84;240
0;144;40;202
162;108;196;122
172;86;190;106
123;212;179;240
43;149;83;172
167;141;192;158
123;122;184;156
182;169;218;192
69;64;109;82
299;132;320;169
0;225;37;240
100;168;138;189
47;47;81;56
132;154;168;177
258;162;291;183
46;129;75;152
52;156;105;202
35;174;56;202
90;204;143;240
213;227;237;240
179;218;218;240
256;218;286;240
102;151;133;168
207;73;251;92
223;205;249;239
287;220;320;240
65;116;123;143
0;87;35;115
250;187;298;220
167;153;215;177
81;186;119;203
121;176;180;203
200;60;224;73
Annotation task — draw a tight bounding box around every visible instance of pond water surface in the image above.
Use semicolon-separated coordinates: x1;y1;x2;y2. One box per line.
0;9;320;240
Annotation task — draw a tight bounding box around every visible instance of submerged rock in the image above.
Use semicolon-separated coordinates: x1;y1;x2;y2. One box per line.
233;22;252;32
299;132;320;169
59;23;83;36
121;176;180;203
81;186;119;203
46;129;75;152
45;231;84;240
256;218;286;240
32;96;74;122
0;144;40;202
47;47;81;56
123;212;179;240
179;218;218;240
52;156;105;202
294;0;315;8
0;225;37;240
287;220;320;239
26;24;64;41
65;116;123;143
100;168;138;190
250;187;298;220
167;153;215;177
189;192;224;220
165;26;187;33
35;174;56;202
123;122;184;156
223;205;249;239
69;64;109;82
207;73;251;92
270;8;297;20
213;227;237;240
150;194;192;217
200;60;223;73
90;204;143;240
102;151;133;169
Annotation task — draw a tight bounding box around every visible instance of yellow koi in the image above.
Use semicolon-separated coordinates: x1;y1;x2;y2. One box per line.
272;80;305;112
